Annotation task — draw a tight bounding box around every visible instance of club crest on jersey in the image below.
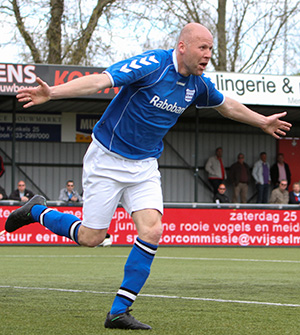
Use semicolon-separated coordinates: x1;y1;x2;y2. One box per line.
185;89;195;102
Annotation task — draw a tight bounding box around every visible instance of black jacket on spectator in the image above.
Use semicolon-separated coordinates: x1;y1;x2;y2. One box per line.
213;193;230;203
9;189;34;201
0;185;8;199
229;161;251;186
289;191;300;204
270;162;291;187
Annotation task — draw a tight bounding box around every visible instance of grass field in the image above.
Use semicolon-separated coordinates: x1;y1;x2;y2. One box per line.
1;246;299;335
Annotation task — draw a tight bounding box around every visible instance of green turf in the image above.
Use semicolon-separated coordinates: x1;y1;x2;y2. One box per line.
0;246;299;334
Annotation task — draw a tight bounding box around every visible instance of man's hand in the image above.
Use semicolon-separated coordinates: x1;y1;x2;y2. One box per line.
261;112;291;139
216;98;292;139
16;77;51;108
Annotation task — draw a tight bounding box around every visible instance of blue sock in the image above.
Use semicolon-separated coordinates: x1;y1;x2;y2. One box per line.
31;205;81;244
110;237;158;315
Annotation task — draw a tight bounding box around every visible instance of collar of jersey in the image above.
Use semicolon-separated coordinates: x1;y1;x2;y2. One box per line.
172;49;179;73
172;49;191;82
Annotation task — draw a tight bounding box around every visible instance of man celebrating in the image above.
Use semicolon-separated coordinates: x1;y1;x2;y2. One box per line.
5;23;291;330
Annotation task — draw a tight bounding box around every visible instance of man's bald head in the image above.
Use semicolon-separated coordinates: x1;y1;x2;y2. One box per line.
177;23;213;46
176;23;213;76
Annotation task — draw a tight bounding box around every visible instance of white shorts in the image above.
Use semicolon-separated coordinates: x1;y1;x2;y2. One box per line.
81;140;163;229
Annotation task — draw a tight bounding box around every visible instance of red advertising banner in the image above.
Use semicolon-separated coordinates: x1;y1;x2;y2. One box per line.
0;206;300;246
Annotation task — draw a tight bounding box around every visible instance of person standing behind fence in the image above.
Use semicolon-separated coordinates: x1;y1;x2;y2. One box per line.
229;153;251;203
289;182;300;204
213;183;230;203
9;180;35;202
269;179;289;204
205;147;226;195
252;152;271;203
270;153;291;188
59;180;82;202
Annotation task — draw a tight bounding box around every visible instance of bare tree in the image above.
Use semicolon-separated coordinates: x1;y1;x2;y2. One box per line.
138;0;300;74
0;0;129;65
1;0;299;73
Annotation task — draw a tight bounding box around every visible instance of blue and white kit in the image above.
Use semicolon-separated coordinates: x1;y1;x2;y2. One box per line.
17;47;227;323
81;48;225;229
93;49;225;160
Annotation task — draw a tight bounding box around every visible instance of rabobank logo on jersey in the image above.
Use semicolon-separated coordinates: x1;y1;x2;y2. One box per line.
149;95;186;114
185;89;195;102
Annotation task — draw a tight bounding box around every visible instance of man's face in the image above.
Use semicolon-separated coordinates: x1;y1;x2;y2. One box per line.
238;154;245;163
216;148;223;158
261;154;267;162
279;181;288;192
179;30;213;76
218;185;226;194
277;155;284;164
67;182;74;192
18;182;26;192
293;184;300;193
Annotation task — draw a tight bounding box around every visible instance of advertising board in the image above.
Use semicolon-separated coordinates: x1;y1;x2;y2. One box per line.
0;206;299;246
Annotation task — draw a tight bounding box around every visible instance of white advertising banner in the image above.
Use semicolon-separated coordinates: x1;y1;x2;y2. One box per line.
206;72;300;107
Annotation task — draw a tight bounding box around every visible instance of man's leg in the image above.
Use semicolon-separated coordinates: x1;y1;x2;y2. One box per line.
240;183;248;203
232;184;240;203
262;184;270;203
105;209;162;330
5;195;107;247
256;184;263;203
32;204;108;246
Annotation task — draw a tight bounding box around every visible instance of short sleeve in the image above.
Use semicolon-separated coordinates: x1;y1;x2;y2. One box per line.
103;50;164;87
194;75;225;108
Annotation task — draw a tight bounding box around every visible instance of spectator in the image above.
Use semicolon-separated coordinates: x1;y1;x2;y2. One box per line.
59;180;82;202
205;147;226;194
269;179;289;204
0;185;8;200
0;155;5;178
213;183;230;203
252;152;271;203
289;182;300;204
270;153;291;188
229;153;251;203
9;180;34;202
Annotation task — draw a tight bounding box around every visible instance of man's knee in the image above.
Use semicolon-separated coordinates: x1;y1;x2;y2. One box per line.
150;222;163;241
78;225;107;247
140;220;163;245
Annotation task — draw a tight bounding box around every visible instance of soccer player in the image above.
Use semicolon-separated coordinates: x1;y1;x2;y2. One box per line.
6;23;291;330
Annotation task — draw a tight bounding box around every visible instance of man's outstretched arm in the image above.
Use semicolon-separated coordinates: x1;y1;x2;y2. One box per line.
16;73;112;108
215;97;291;139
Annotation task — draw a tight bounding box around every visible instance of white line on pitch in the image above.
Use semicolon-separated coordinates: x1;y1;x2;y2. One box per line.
0;285;299;308
1;254;300;263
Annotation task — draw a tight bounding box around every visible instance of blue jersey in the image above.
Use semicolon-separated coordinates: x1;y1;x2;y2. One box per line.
93;49;224;160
